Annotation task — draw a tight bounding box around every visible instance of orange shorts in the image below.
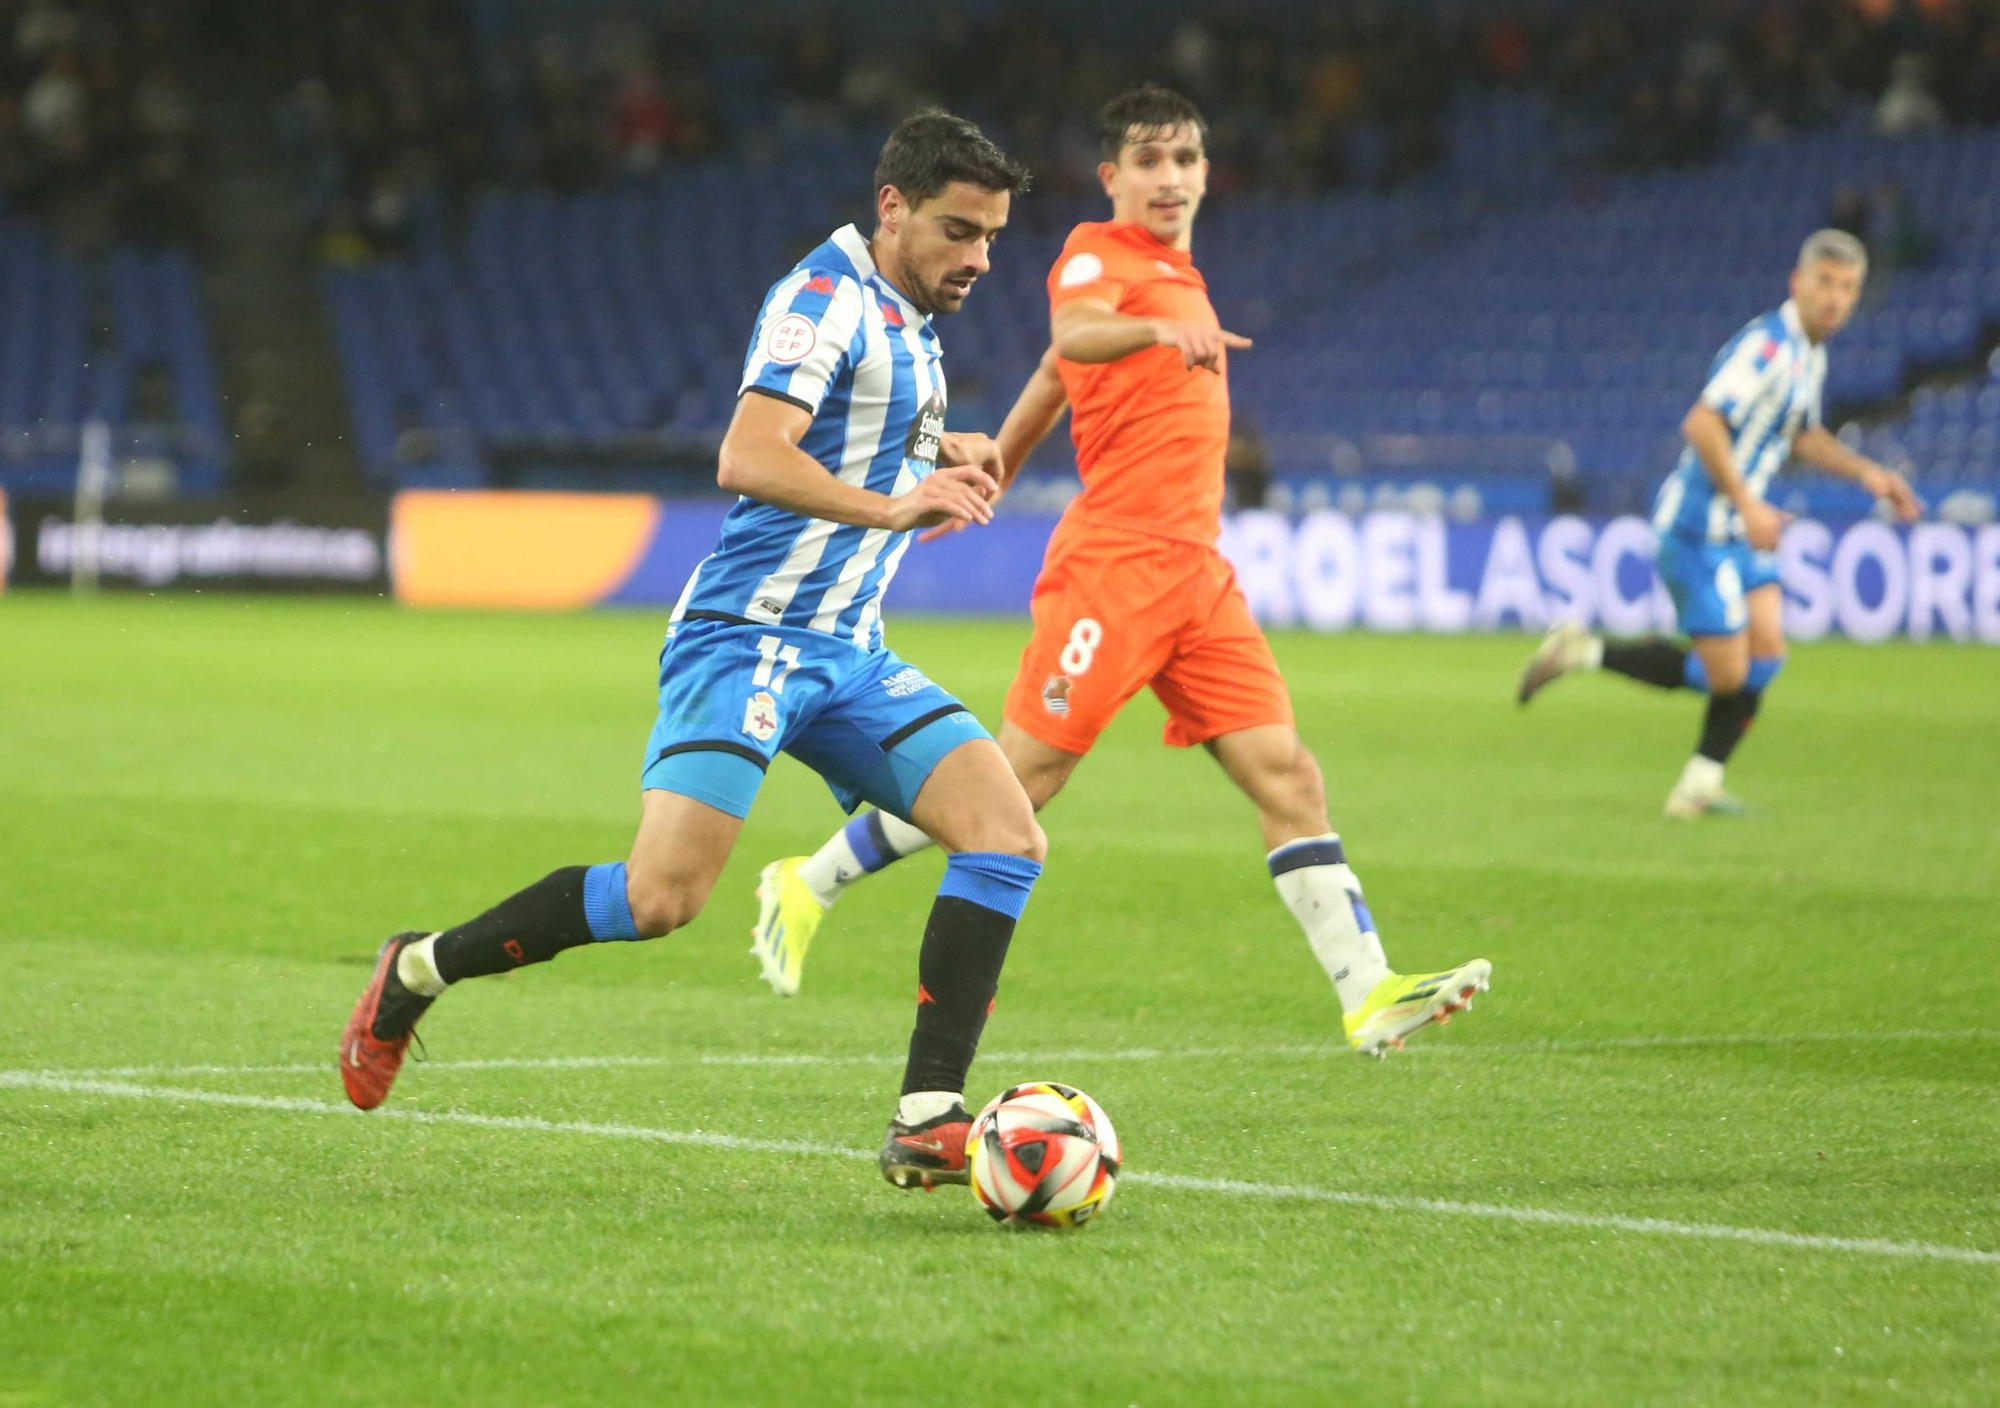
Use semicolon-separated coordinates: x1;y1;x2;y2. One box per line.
1002;520;1295;755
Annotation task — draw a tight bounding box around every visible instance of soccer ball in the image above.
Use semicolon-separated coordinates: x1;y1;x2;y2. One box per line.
966;1081;1121;1228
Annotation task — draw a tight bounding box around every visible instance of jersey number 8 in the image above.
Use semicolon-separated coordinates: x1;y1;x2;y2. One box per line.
1059;618;1103;676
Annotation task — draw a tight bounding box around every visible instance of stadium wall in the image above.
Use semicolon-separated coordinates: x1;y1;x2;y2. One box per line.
381;492;2000;645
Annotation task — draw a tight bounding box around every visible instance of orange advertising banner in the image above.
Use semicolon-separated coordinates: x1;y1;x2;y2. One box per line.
391;491;660;609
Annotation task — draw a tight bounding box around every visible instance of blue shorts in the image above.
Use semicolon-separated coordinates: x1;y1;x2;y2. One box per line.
639;617;989;820
1655;532;1781;638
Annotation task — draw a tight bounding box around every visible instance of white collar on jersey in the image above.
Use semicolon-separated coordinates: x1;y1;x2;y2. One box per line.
831;224;930;329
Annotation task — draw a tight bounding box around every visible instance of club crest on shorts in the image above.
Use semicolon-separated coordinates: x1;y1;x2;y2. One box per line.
1041;673;1073;715
742;690;780;742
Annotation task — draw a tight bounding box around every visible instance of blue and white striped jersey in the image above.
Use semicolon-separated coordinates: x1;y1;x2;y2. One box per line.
1654;299;1826;544
673;224;947;649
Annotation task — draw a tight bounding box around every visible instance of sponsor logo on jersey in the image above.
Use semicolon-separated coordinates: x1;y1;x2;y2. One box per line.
1041;673;1073;715
879;297;904;328
905;390;945;471
742;689;780;741
763;312;817;365
801;274;837;296
881;665;933;698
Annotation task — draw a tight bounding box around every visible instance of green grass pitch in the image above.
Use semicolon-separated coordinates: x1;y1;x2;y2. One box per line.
3;592;1997;1406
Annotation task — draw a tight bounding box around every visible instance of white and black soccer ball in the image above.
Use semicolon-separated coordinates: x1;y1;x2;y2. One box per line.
966;1081;1121;1228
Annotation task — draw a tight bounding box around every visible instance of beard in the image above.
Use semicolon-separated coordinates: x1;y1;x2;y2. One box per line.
885;242;969;319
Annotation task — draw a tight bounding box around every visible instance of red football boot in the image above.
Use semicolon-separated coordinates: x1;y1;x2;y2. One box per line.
340;931;436;1110
878;1103;973;1189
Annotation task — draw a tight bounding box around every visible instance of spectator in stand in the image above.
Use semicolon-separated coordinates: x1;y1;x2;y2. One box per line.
1874;52;1946;136
608;61;675;174
21;44;85;156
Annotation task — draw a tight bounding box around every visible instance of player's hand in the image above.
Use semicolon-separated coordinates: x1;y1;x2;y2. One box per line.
921;433;1008;542
884;462;999;533
1867;467;1924;523
1739;498;1792;552
1152;320;1252;374
917;485;1011;544
937;431;1005;488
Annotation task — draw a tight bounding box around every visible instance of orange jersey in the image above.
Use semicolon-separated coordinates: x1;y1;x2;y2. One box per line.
1047;221;1231;545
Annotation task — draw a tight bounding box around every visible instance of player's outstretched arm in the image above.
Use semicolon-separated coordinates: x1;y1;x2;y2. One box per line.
1792;426;1924;521
917;355;1068;545
1682;401;1790;551
1053;298;1250;372
720;391;995;531
994;348;1068;489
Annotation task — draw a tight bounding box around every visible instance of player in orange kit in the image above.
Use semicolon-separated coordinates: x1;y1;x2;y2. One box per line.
752;86;1490;1057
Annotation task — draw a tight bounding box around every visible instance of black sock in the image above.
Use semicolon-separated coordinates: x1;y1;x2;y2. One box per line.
1602;638;1690;690
899;896;1015;1099
1697;690;1761;765
432;866;596;983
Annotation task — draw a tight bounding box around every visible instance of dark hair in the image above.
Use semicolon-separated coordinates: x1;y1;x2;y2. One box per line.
873;110;1030;211
1098;84;1208;161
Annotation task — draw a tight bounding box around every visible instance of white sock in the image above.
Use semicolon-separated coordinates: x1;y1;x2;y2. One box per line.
795;833;862;909
1679;754;1725;796
396;933;447;997
1269;835;1391;1013
896;1090;962;1125
796;812;937;909
1581;636;1605;669
877;812;934;857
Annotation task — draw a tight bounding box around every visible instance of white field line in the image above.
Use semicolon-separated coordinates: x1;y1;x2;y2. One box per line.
3;1069;1996;1269
25;1027;2000;1081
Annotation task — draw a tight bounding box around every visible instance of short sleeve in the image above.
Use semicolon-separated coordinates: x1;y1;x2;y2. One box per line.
739;269;866;416
1698;328;1787;428
1047;238;1130;311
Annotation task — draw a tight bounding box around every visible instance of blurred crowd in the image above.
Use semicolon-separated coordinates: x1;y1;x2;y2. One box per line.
1598;0;2000;171
10;0;2000;263
268;0;488;262
275;0;722;261
0;0;199;247
261;0;2000;253
469;0;2000;204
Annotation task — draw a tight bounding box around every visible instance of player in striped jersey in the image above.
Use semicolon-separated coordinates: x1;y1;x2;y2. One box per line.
340;112;1042;1191
1519;229;1921;816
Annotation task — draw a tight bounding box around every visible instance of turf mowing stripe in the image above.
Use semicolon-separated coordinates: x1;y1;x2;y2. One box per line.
5;1069;1998;1269
34;1027;2000;1080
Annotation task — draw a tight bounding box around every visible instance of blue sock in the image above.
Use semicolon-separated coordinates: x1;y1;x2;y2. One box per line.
582;862;640;941
1682;651;1710;693
844;812;900;875
1267;835;1347;876
936;851;1041;919
1748;656;1783;694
